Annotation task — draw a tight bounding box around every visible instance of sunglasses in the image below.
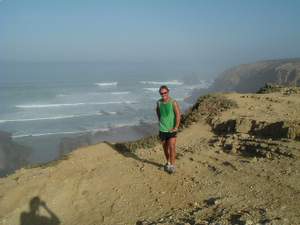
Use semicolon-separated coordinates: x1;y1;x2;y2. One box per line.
160;91;168;96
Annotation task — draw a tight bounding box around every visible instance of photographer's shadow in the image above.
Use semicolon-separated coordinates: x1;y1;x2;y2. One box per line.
20;196;60;225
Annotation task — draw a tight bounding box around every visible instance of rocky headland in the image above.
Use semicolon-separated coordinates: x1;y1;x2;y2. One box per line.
188;58;300;103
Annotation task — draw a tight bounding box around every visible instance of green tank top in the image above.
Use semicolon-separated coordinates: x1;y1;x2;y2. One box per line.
158;98;176;132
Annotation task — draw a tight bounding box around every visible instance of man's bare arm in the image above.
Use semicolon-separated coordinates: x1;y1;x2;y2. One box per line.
173;100;181;130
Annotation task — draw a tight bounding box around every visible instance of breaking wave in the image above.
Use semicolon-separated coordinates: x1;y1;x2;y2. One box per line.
95;82;118;86
12;128;110;139
143;88;159;92
140;80;183;85
15;101;137;109
0;113;106;123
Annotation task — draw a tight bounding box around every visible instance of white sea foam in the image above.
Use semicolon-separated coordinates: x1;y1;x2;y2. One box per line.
12;130;89;138
89;127;110;133
57;91;130;97
95;82;118;86
140;80;183;85
106;111;117;115
12;127;111;139
15;101;137;109
16;103;85;108
0;113;104;123
110;122;141;128
143;88;159;92
57;94;69;97
111;91;130;95
99;110;118;116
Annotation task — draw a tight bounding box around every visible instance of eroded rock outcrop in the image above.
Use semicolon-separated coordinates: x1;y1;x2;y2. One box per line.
212;118;300;141
210;118;300;159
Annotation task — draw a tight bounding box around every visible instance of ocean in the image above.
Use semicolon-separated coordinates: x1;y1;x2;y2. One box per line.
0;62;212;164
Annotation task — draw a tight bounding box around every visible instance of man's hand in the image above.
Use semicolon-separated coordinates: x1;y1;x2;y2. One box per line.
170;127;178;132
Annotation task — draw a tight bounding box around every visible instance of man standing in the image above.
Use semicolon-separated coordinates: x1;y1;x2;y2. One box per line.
156;85;181;174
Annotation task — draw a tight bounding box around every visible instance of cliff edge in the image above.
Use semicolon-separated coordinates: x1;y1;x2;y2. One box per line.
0;86;299;225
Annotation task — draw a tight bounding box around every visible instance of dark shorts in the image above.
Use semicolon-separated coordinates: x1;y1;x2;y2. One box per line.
159;131;177;141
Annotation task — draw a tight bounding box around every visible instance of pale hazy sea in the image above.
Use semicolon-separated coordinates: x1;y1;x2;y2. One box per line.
0;62;213;164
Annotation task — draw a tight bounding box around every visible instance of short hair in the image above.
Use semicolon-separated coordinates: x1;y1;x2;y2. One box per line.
159;85;169;93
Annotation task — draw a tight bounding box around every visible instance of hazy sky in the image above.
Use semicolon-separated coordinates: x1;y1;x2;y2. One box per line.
0;0;299;67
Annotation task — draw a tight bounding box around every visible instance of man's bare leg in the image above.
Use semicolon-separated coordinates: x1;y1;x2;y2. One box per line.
162;141;170;163
168;137;176;166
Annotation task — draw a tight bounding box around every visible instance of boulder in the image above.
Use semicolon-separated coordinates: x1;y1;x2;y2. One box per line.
235;118;253;133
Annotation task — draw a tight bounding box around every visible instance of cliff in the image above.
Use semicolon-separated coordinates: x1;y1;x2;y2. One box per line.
0;131;31;177
212;58;300;92
188;58;300;103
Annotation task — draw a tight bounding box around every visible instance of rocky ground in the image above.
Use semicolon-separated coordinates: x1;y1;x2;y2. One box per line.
0;87;299;225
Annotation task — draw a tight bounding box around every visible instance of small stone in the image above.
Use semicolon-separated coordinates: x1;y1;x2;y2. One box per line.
193;202;199;207
213;143;219;147
224;137;234;145
265;152;272;159
251;157;258;163
260;143;268;148
280;205;287;210
245;220;253;225
214;199;221;205
231;147;238;154
239;133;250;139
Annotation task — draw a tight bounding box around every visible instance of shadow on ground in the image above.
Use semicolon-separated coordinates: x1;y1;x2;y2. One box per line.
106;142;163;168
20;196;60;225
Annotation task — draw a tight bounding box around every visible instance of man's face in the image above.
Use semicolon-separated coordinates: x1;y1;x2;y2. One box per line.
160;88;169;100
